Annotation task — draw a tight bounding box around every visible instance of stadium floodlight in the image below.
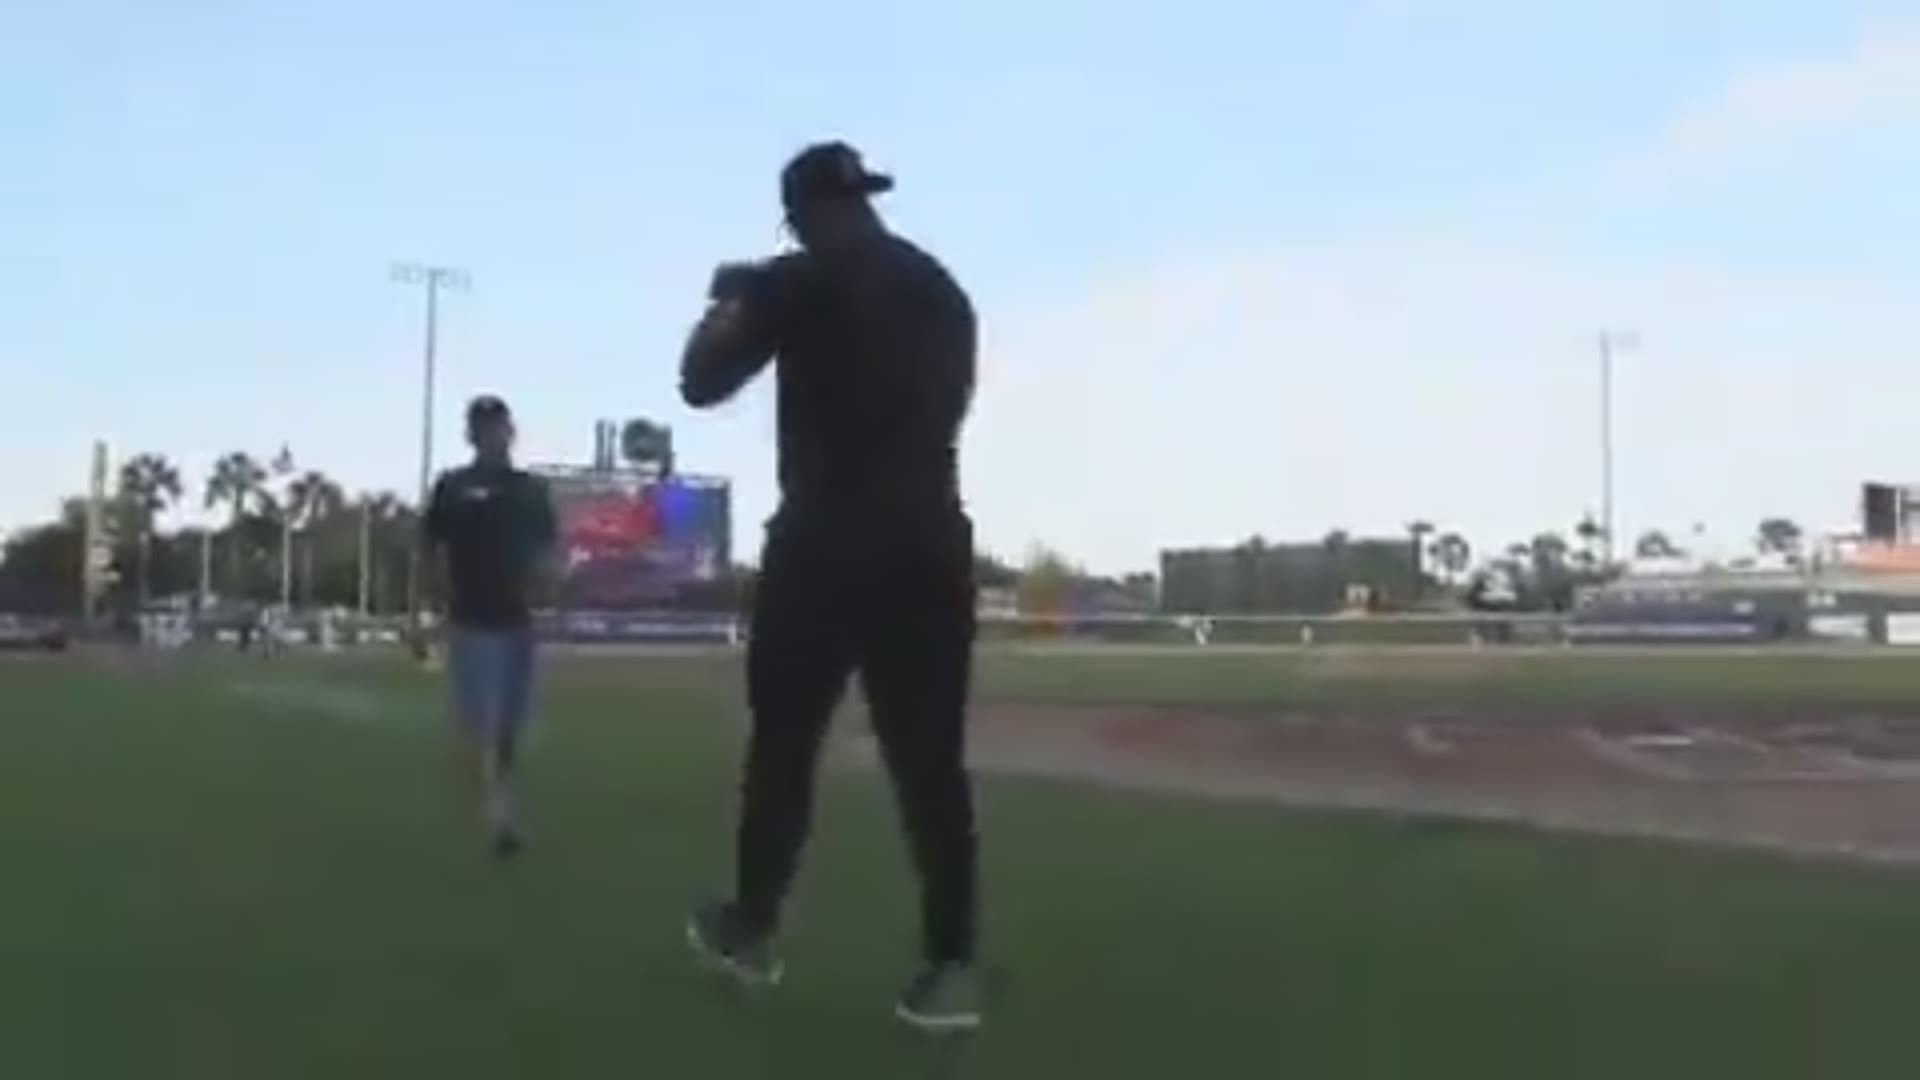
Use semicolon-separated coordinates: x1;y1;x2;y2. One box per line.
391;262;473;292
391;261;472;638
1596;330;1639;567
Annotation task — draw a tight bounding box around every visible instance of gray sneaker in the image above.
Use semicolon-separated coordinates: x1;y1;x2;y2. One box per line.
685;902;784;987
895;964;983;1034
489;826;524;862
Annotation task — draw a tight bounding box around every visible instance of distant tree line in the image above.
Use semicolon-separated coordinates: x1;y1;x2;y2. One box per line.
1;450;420;617
1155;512;1814;617
0;449;1127;620
0;451;1814;621
1630;516;1807;567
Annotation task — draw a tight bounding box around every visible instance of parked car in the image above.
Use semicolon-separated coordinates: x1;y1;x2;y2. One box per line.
0;613;70;651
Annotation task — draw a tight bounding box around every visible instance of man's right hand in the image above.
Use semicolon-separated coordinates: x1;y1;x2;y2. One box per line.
682;256;797;408
690;297;748;351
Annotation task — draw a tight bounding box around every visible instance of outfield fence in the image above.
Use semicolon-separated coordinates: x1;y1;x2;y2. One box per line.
973;612;1573;647
147;606;1920;651
166;609;1575;650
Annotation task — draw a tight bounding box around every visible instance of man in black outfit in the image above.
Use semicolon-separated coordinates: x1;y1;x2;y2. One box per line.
679;141;982;1033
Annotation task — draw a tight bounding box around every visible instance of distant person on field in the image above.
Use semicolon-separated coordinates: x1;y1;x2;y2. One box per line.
260;605;286;657
422;395;557;858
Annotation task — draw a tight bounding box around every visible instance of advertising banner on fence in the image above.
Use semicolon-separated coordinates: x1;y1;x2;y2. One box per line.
1885;613;1920;646
536;611;738;645
1809;613;1872;643
1565;619;1770;644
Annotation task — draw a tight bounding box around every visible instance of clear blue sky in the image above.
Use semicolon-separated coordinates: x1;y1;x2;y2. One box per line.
5;1;1919;571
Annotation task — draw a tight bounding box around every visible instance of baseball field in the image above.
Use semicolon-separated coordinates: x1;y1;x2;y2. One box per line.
8;645;1920;1078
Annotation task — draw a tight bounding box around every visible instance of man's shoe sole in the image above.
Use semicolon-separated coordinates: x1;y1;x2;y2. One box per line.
894;1003;982;1035
684;919;784;988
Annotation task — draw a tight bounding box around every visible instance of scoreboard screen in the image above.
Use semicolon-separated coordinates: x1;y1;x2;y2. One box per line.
538;466;731;610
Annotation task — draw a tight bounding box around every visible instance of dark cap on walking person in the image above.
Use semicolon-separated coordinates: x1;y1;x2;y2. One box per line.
466;395;517;460
467;394;512;429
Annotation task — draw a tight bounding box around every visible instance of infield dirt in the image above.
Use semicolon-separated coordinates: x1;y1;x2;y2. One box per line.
847;702;1920;863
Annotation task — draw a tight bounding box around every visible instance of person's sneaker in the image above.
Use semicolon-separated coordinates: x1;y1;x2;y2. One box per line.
895;963;983;1034
685;902;784;987
489;824;524;862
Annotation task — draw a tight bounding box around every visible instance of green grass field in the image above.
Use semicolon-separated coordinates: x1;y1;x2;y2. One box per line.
7;648;1920;1078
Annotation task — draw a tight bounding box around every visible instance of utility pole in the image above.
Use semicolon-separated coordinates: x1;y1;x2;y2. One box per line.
1596;330;1639;567
391;262;470;641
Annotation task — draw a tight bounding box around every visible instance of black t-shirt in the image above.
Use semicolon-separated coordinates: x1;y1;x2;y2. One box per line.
423;461;556;628
680;232;977;540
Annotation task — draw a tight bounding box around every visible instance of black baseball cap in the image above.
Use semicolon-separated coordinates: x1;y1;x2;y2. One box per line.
780;141;895;211
466;394;512;428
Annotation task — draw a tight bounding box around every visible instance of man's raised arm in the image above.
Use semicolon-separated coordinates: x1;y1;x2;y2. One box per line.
679;261;788;408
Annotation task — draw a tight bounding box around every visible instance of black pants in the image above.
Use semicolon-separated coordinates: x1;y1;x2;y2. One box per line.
732;514;978;965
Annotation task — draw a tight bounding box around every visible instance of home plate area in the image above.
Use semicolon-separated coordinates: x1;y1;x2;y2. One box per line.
838;706;1920;863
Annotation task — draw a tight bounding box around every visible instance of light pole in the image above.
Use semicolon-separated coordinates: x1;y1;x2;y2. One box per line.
270;444;295;610
391;262;470;638
357;499;372;617
1596;330;1639;567
198;528;212;611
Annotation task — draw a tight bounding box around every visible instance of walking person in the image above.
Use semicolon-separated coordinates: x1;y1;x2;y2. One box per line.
679;142;984;1033
422;394;557;858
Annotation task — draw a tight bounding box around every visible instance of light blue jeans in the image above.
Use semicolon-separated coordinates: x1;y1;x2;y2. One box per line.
446;626;537;746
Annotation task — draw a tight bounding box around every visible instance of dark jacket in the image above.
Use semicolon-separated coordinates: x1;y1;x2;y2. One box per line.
680;232;977;539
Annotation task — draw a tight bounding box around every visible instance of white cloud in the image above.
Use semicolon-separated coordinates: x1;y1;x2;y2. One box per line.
944;21;1920;574
965;232;1919;573
1610;22;1920;190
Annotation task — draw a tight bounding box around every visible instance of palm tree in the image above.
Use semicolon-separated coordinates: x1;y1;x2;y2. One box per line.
287;471;346;605
1530;532;1571;571
1573;512;1606;571
117;453;183;602
204;452;267;598
1635;529;1682;560
1756;517;1805;561
1433;532;1472;585
1528;532;1576;610
1406;520;1436;596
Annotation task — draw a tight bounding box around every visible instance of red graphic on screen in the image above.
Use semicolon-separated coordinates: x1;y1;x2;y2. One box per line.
567;491;661;555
